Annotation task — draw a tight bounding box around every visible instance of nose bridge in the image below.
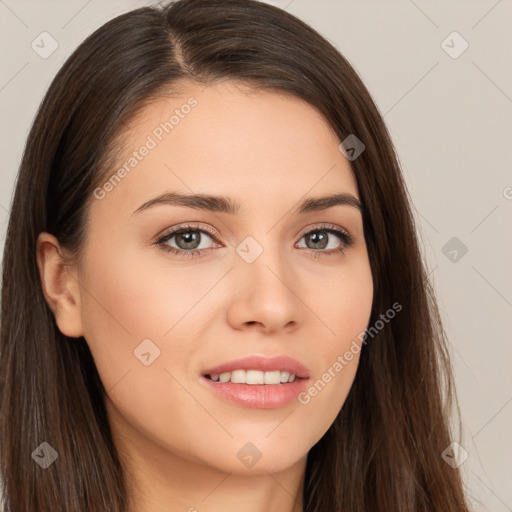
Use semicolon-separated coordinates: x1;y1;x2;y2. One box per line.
235;230;289;287
228;231;302;331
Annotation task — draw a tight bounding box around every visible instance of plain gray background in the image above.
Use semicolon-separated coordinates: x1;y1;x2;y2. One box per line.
0;1;511;510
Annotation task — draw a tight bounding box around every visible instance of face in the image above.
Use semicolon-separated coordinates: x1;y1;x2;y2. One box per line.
72;80;373;475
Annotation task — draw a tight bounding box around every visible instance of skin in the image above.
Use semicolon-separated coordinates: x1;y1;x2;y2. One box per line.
37;80;374;512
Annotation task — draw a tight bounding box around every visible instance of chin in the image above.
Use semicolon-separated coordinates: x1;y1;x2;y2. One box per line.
197;439;309;476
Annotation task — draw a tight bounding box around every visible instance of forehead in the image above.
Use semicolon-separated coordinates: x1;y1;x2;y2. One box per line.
94;80;359;218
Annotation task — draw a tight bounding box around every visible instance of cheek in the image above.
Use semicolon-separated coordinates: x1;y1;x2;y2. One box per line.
318;257;374;348
81;239;202;332
297;259;373;429
77;239;228;394
77;246;211;452
77;244;173;387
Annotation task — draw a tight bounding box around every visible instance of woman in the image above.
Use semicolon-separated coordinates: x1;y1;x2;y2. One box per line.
0;0;471;510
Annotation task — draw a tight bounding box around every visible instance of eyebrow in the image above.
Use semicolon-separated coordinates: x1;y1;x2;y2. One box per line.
132;191;363;216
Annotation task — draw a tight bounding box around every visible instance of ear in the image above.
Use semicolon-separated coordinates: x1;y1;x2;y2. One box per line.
36;232;84;338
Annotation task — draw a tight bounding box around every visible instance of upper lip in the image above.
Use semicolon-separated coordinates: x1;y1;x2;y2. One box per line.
202;355;310;379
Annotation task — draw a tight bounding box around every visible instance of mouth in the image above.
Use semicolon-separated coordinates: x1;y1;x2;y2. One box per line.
200;355;310;409
204;370;302;384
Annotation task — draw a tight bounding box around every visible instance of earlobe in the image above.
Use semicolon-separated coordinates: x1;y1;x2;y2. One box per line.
36;232;84;338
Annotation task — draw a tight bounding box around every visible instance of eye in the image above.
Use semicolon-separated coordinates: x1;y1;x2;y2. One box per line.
296;224;354;257
155;224;220;259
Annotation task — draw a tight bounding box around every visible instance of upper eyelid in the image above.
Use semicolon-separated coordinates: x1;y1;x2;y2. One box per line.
156;224;218;244
296;222;351;238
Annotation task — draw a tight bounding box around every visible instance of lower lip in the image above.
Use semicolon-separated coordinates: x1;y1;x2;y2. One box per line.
200;375;310;409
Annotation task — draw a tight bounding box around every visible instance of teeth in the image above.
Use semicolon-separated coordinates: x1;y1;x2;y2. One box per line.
231;370;246;383
263;370;281;384
246;370;263;384
207;370;298;385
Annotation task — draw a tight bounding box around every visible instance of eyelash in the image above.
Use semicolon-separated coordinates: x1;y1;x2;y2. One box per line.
154;223;354;259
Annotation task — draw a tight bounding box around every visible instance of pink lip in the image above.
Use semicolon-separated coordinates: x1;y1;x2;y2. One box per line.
202;355;310;379
200;355;311;409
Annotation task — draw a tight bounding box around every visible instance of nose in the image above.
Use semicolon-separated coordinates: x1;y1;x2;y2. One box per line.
226;244;303;334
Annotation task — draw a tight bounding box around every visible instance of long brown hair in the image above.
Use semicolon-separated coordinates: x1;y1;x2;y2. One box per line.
0;0;470;510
